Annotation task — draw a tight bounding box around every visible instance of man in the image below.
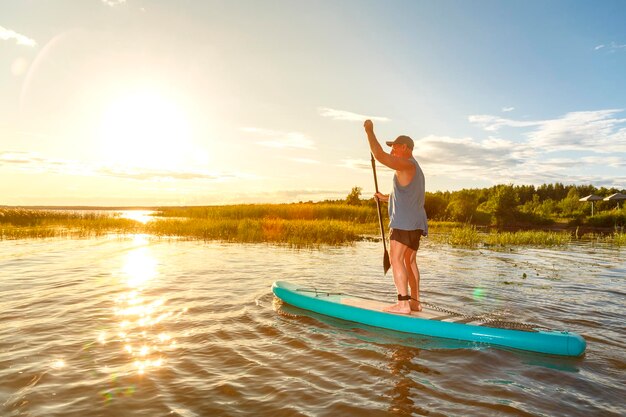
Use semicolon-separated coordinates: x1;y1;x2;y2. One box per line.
364;119;428;315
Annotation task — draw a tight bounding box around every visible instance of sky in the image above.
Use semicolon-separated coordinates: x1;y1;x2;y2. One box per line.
1;0;625;206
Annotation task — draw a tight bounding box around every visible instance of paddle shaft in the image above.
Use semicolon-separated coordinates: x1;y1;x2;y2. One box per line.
371;154;389;256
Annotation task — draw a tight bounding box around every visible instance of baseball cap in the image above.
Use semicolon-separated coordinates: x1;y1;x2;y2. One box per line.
385;135;414;150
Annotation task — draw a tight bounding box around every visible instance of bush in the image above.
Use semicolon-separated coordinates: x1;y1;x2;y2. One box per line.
586;212;626;228
473;210;492;225
425;193;448;220
445;190;479;222
514;211;554;226
346;187;362;206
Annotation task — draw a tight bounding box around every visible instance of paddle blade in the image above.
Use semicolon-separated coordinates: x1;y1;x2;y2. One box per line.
383;250;391;275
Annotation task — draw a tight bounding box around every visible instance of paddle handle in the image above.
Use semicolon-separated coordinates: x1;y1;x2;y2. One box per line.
371;154;388;249
371;154;381;194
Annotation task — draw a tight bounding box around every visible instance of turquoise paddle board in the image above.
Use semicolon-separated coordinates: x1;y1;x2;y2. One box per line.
272;281;586;357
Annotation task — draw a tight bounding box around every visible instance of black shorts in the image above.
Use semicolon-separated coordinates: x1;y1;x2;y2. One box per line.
390;228;423;251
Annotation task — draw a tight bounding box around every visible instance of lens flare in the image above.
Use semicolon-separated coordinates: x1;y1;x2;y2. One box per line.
473;288;485;300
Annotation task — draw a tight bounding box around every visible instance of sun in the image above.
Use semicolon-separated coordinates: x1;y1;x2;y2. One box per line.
99;90;193;169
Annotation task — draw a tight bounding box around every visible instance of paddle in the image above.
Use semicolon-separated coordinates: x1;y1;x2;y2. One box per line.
371;153;391;275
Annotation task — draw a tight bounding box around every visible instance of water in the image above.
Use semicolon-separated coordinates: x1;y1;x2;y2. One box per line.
0;236;624;416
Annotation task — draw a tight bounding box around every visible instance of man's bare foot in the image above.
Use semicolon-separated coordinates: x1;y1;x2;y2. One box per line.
382;302;411;315
410;299;422;312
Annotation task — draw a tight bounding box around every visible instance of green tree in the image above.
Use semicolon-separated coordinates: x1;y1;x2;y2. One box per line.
425;192;448;220
537;198;558;217
446;189;479;222
557;187;581;217
346;186;362;205
516;184;536;205
486;184;519;227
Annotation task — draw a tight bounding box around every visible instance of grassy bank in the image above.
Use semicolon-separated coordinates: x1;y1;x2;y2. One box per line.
148;203;380;247
146;218;369;246
2;206;625;247
431;224;626;248
430;225;572;248
0;208;142;240
155;203;379;223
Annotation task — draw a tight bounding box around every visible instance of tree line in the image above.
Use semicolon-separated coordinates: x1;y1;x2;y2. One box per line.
344;183;626;228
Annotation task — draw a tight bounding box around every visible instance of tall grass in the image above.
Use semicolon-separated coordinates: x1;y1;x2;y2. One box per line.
431;224;571;248
155;203;379;223
586;211;626;228
0;208;92;226
613;233;626;246
146;218;360;247
588;231;626;246
0;208;141;240
484;230;571;246
443;225;482;247
2;206;625;247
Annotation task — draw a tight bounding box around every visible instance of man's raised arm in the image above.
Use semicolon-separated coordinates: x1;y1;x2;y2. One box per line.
364;120;414;171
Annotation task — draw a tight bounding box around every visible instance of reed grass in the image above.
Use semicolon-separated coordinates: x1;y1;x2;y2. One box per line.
613;233;626;246
155;203;379;223
0;208;141;240
440;224;482;247
2;207;625;247
588;231;626;246
146;218;361;247
484;230;571;247
430;224;571;248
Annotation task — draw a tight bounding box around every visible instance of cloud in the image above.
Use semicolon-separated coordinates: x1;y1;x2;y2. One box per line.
502;107;515;112
102;0;127;6
419;109;626;188
264;189;346;200
469;109;626;152
580;156;626;168
415;135;528;183
0;152;74;174
339;158;372;171
0;26;37;47
526;110;626;152
467;114;540;131
289;158;320;164
318;107;390;122
214;188;348;204
241;127;315;149
0;152;44;164
0;151;239;181
595;42;626;53
414;134;626;188
97;167;234;181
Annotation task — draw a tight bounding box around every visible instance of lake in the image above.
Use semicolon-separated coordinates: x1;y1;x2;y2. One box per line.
0;236;624;416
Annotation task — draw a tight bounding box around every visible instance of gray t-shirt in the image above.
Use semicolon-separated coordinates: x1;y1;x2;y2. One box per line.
388;157;428;236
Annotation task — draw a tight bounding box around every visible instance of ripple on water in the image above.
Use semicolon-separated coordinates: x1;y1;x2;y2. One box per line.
0;238;624;416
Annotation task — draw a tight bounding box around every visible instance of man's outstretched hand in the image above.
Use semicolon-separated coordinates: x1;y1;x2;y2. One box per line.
364;119;374;133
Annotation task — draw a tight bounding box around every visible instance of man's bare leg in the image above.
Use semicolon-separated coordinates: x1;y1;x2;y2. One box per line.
383;240;412;314
405;249;421;311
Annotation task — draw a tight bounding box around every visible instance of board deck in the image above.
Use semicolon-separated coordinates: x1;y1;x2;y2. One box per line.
272;281;586;357
341;297;442;320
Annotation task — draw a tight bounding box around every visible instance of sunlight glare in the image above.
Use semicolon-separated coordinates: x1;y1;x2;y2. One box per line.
118;211;155;224
123;247;158;288
51;359;66;369
99;90;192;169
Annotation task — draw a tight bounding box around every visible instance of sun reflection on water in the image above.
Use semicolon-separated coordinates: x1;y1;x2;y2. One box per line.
122;247;158;288
105;239;186;379
118;210;155;224
51;359;66;369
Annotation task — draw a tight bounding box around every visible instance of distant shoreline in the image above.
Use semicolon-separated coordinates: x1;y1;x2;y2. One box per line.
1;205;160;210
1;205;624;246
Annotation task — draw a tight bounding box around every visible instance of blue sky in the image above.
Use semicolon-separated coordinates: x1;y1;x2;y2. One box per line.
1;0;625;205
